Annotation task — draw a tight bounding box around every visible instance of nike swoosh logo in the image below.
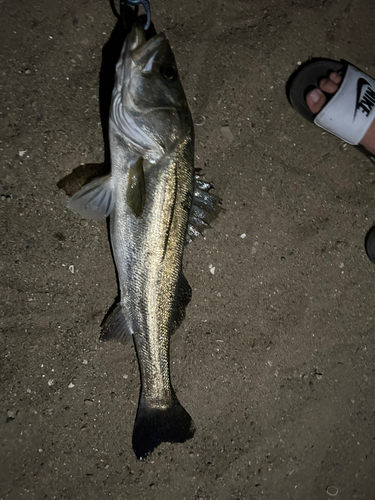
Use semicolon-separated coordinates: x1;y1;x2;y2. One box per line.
354;77;370;119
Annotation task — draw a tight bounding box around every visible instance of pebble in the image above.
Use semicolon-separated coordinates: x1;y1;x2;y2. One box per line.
68;382;75;388
251;241;259;255
220;126;234;144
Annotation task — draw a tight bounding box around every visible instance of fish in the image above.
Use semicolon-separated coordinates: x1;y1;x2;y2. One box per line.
67;20;220;459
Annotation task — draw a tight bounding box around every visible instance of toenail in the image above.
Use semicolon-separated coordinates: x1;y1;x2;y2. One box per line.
329;71;342;84
309;88;321;103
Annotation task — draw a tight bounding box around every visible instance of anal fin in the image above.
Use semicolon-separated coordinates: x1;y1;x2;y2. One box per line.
100;303;132;344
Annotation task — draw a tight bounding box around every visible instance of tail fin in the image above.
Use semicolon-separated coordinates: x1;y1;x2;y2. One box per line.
132;393;195;460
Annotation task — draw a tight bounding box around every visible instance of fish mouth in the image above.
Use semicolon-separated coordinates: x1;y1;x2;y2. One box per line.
128;22;167;67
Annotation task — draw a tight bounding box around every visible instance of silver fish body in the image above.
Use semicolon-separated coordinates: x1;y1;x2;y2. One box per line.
68;21;219;459
109;133;195;458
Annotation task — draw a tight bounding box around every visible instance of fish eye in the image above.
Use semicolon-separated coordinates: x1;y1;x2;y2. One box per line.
160;65;177;81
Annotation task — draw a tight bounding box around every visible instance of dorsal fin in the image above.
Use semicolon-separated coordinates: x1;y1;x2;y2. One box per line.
171;272;192;333
186;173;222;242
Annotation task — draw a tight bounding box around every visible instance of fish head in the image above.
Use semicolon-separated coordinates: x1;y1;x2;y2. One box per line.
112;21;192;157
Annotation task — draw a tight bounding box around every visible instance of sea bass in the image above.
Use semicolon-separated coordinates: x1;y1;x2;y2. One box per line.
67;21;219;459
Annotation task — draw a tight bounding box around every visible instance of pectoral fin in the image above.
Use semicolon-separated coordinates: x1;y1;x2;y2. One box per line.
126;157;146;218
67;174;114;220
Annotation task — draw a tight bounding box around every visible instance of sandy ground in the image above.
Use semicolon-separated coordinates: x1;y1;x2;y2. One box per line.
1;0;375;498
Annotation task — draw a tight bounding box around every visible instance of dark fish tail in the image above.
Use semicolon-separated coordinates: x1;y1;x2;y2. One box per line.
132;392;195;460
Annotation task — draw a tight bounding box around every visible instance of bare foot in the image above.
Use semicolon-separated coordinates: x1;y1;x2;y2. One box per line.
305;72;375;156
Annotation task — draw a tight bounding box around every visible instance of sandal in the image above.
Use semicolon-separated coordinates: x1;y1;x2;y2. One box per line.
286;57;375;155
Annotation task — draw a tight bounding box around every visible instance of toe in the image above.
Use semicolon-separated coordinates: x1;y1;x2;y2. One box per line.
306;88;327;114
329;72;342;85
319;77;339;94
